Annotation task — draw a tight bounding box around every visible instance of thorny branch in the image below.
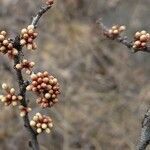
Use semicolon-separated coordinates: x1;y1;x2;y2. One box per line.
97;19;150;53
12;3;52;150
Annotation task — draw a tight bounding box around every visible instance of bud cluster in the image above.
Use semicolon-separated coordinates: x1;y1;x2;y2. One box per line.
26;72;60;108
30;113;53;134
15;59;35;74
46;0;54;5
0;83;22;106
106;25;126;39
19;105;32;117
133;31;150;50
20;25;38;50
0;31;18;58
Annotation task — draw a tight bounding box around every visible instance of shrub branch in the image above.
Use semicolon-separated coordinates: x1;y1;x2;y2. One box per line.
97;19;150;53
12;3;52;150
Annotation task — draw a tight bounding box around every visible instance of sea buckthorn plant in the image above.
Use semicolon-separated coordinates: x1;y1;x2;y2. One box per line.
0;0;60;150
98;20;150;150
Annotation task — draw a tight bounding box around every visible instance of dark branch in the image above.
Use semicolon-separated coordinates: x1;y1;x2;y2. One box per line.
97;19;150;53
138;108;150;150
12;3;52;150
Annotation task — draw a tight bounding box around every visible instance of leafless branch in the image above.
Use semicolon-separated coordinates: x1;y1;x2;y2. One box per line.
97;19;150;53
12;3;52;150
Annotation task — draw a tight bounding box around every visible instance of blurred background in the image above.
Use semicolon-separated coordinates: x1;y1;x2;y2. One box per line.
0;0;150;149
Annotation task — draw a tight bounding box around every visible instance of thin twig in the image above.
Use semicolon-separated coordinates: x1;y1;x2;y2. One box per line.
97;19;150;53
12;3;52;150
31;5;52;27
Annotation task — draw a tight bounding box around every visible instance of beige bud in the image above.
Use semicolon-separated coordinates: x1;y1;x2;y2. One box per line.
26;85;32;91
17;96;22;101
0;46;6;52
37;128;42;134
13;49;18;55
28;29;34;35
119;26;126;32
30;62;35;67
19;105;24;109
42;123;47;129
140;35;147;42
54;98;58;103
30;120;36;126
33;116;38;121
1;97;6;102
134;41;141;46
27;107;32;112
0;35;5;41
27;25;34;30
133;45;137;49
21;28;27;34
20;111;26;117
31;74;37;80
113;30;119;35
135;32;141;39
27;44;33;50
12;101;17;106
141;30;146;35
2;83;8;90
45;93;51;99
20;39;26;45
108;29;113;34
112;25;118;30
16;64;22;70
3;40;9;46
12;95;17;100
45;128;51;134
10;88;15;94
26;70;31;75
36;123;41;128
1;31;7;36
48;123;53;128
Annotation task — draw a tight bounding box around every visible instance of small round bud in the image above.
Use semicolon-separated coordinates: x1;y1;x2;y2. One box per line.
2;83;8;90
112;25;118;30
45;128;51;134
119;26;126;32
30;120;36;126
141;30;146;35
18;96;23;100
21;28;28;34
113;30;119;34
16;64;22;70
42;123;47;129
1;31;7;36
12;101;17;106
0;35;5;41
20;111;26;117
27;25;34;30
134;41;141;46
140;35;147;42
10;88;15;94
13;49;18;55
45;93;51;99
37;128;42;134
20;39;26;45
